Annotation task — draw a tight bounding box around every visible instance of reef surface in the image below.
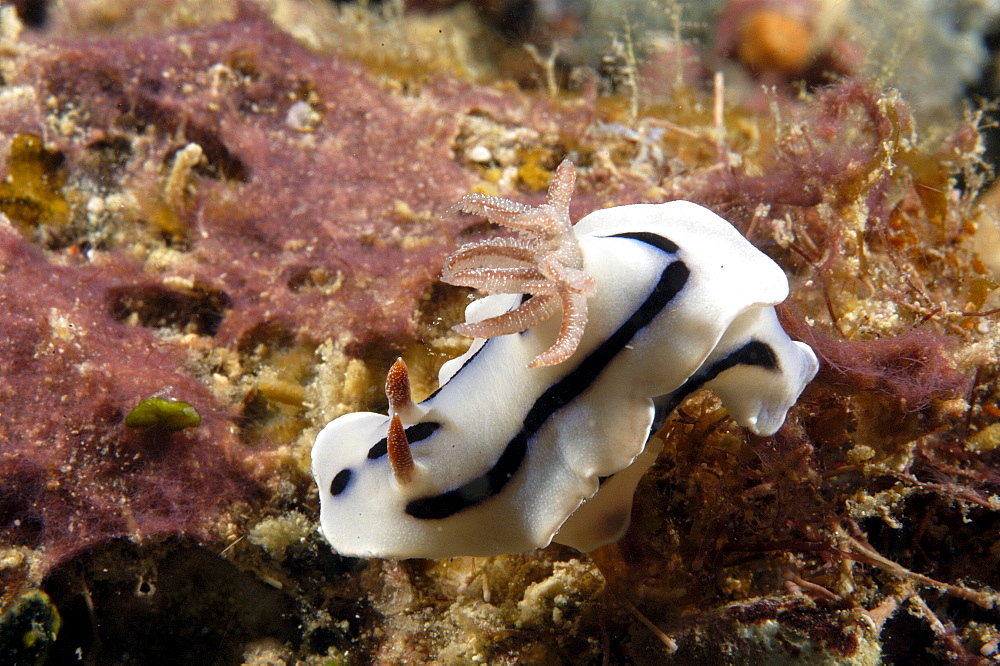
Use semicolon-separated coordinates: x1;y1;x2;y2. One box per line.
1;0;999;663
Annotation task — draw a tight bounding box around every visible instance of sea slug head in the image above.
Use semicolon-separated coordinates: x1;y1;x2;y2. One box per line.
311;359;447;558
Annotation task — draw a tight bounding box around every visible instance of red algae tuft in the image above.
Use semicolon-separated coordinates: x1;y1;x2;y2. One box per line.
778;305;970;412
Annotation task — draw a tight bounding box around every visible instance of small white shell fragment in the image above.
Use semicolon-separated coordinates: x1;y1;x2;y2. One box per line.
312;193;818;560
285;100;320;132
466;145;492;163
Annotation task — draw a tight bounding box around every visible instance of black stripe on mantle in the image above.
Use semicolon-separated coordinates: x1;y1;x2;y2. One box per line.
650;339;779;434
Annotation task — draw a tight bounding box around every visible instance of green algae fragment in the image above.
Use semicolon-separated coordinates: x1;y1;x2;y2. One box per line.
125;397;202;431
0;591;61;666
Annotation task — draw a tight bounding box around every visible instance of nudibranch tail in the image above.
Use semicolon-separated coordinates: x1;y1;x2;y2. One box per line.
385;357;414;418
387;414;414;484
441;158;595;367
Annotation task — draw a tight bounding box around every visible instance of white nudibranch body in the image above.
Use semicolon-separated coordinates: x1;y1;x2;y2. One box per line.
312;161;819;560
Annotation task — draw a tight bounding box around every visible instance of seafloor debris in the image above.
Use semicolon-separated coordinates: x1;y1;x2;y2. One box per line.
1;0;999;663
0;590;61;665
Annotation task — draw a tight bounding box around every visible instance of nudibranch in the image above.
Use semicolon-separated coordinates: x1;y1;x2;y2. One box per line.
312;160;818;559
